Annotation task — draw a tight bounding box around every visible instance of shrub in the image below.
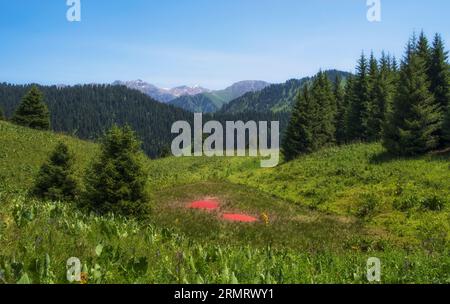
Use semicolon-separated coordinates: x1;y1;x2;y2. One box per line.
394;194;446;212
356;193;379;218
420;195;446;211
393;195;418;212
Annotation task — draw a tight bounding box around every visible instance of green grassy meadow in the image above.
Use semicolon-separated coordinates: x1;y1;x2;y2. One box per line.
0;121;449;283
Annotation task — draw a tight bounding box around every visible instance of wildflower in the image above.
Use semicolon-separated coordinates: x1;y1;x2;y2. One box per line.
260;212;270;225
80;272;88;285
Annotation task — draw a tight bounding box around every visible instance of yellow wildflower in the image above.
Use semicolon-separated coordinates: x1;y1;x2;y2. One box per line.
260;212;270;225
80;272;88;285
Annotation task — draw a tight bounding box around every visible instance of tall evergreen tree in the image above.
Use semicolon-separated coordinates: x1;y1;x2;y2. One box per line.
391;56;399;73
368;52;379;84
429;34;450;111
282;84;316;161
283;71;337;161
347;53;370;141
429;34;450;146
0;106;4;120
33;142;78;202
383;39;441;156
12;86;50;130
342;75;357;143
334;75;347;144
443;105;450;146
367;52;381;140
312;71;336;145
416;31;432;68
84;125;149;216
367;52;392;140
380;51;396;107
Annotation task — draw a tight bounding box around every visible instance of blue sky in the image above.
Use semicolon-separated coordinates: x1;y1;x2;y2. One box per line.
0;0;449;89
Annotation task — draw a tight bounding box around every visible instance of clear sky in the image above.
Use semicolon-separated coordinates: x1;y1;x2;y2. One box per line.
0;0;449;89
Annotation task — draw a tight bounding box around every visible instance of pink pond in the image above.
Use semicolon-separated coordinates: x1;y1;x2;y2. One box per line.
189;200;220;210
223;214;258;223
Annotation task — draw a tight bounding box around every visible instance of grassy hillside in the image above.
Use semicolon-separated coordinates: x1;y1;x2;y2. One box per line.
0;122;98;188
1;121;449;283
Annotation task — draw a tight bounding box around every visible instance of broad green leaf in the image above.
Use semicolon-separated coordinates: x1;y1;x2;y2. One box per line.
95;244;103;257
17;273;31;284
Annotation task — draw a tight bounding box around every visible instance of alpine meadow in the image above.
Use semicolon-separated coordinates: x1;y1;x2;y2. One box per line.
0;0;449;290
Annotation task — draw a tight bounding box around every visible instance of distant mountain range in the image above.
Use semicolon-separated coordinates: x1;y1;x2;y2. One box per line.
168;80;271;113
220;70;352;114
112;80;210;103
113;71;351;114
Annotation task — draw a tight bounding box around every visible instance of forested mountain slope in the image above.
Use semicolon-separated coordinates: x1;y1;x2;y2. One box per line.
0;83;290;157
221;70;351;114
169;81;270;113
0;83;191;158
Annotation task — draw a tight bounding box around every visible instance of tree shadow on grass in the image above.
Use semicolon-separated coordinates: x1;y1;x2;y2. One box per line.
369;151;415;164
369;148;450;164
429;148;450;160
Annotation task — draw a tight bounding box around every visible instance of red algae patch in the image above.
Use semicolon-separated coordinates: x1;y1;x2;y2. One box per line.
189;200;220;210
223;214;258;223
188;198;258;223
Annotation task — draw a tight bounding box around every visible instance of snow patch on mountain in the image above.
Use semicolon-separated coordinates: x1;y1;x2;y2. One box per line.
112;80;210;103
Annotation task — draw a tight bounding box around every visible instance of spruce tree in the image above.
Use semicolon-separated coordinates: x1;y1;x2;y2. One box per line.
12;86;50;130
383;39;441;156
443;105;450;146
429;34;450;147
0;106;4;120
33;142;78;202
312;71;336;145
416;31;432;68
282;84;316;161
380;51;396;107
367;52;392;141
367;52;380;140
84;125;149;216
429;34;450;111
368;52;379;84
334;75;347;144
347;53;370;141
391;56;399;73
343;75;357;143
